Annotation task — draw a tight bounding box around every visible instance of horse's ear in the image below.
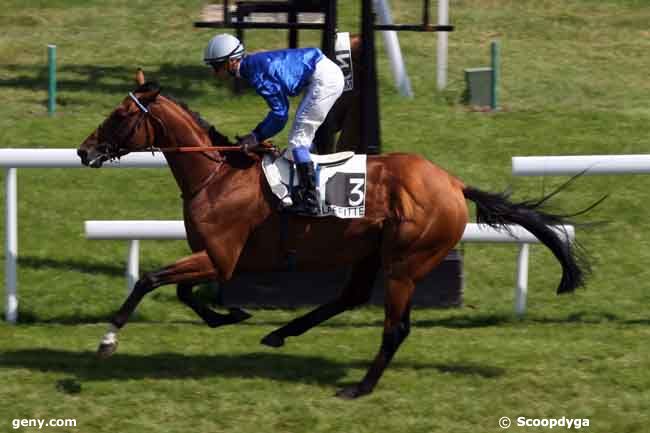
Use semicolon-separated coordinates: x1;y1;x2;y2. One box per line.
135;68;145;86
138;88;160;106
132;75;161;106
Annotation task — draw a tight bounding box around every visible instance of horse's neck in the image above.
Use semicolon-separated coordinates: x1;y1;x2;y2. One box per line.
154;101;221;198
163;152;220;200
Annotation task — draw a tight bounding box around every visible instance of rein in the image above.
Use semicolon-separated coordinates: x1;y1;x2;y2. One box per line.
125;92;268;156
111;91;274;199
132;145;246;154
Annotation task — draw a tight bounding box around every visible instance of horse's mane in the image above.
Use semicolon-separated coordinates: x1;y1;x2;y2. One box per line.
134;81;224;139
134;81;256;168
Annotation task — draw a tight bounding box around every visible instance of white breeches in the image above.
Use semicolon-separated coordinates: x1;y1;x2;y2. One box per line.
288;56;345;152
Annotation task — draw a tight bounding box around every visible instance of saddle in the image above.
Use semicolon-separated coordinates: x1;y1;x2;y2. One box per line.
262;150;367;219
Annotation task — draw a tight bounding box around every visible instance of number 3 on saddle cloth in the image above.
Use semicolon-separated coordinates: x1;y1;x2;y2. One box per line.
262;150;367;218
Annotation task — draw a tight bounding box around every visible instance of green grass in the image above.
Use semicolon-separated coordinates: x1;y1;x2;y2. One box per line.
1;0;650;432
2;313;649;433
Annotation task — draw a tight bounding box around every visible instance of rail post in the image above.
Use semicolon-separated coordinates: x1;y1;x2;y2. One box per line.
515;243;529;316
48;44;57;116
491;40;500;110
436;0;449;90
5;168;18;323
127;240;140;295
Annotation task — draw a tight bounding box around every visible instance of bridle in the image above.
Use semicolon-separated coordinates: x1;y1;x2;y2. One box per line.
97;91;247;163
94;91;269;199
96;92;153;161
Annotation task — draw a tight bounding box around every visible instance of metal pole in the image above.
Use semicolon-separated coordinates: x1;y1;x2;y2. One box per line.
423;0;431;26
317;0;337;154
374;0;413;97
48;44;56;116
234;8;245;94
436;0;448;90
515;243;529;316
223;0;230;25
5;168;18;323
127;239;139;295
491;40;500;110
360;0;381;154
288;8;298;48
322;0;337;60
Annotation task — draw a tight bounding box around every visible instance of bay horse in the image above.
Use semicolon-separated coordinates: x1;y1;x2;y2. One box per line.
77;75;587;399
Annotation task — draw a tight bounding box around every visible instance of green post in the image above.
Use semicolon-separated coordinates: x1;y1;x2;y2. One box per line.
48;44;56;116
490;40;500;111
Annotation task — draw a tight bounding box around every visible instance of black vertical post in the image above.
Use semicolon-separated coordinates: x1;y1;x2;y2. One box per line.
316;0;337;154
360;0;381;154
288;3;298;48
321;0;336;60
224;0;230;25
234;5;245;94
423;0;431;27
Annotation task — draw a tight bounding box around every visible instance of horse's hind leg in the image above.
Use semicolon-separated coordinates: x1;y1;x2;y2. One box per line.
176;284;251;328
336;276;415;399
98;251;220;358
260;252;381;348
336;241;459;399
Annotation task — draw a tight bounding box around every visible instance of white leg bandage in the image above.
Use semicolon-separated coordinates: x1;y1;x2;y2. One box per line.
100;323;119;346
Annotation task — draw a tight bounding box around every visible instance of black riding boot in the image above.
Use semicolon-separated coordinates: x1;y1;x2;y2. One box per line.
292;162;320;215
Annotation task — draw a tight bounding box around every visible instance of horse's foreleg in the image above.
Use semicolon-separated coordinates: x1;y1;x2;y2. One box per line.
261;252;380;348
336;276;415;399
97;250;218;358
176;284;252;328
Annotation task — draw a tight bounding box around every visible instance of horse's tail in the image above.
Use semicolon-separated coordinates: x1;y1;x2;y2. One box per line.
462;185;590;294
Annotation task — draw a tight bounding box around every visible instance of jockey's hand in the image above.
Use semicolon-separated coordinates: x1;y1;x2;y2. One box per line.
237;133;259;152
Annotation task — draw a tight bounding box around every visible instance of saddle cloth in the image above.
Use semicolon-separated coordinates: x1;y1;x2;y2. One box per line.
262;150;367;219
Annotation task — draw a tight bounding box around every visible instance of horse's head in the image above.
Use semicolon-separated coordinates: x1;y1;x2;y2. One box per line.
78;75;162;167
79;69;238;169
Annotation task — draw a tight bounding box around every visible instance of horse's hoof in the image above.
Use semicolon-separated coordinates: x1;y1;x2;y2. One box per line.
335;385;370;400
260;332;285;348
228;307;252;323
97;342;118;359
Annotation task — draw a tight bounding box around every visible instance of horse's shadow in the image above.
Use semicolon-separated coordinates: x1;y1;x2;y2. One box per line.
0;349;505;385
0;349;346;384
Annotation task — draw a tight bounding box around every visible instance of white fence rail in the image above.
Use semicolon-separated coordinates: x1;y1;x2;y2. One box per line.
0;149;168;323
1;148;580;323
0;149;167;168
85;220;575;316
512;154;650;176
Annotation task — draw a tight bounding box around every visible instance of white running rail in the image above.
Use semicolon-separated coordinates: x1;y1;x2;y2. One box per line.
512;154;650;176
85;220;575;317
0;149;167;323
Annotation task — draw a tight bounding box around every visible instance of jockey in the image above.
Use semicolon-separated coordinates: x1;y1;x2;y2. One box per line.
204;33;344;216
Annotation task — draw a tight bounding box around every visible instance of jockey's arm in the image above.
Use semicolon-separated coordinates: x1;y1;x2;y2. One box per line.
252;82;289;142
